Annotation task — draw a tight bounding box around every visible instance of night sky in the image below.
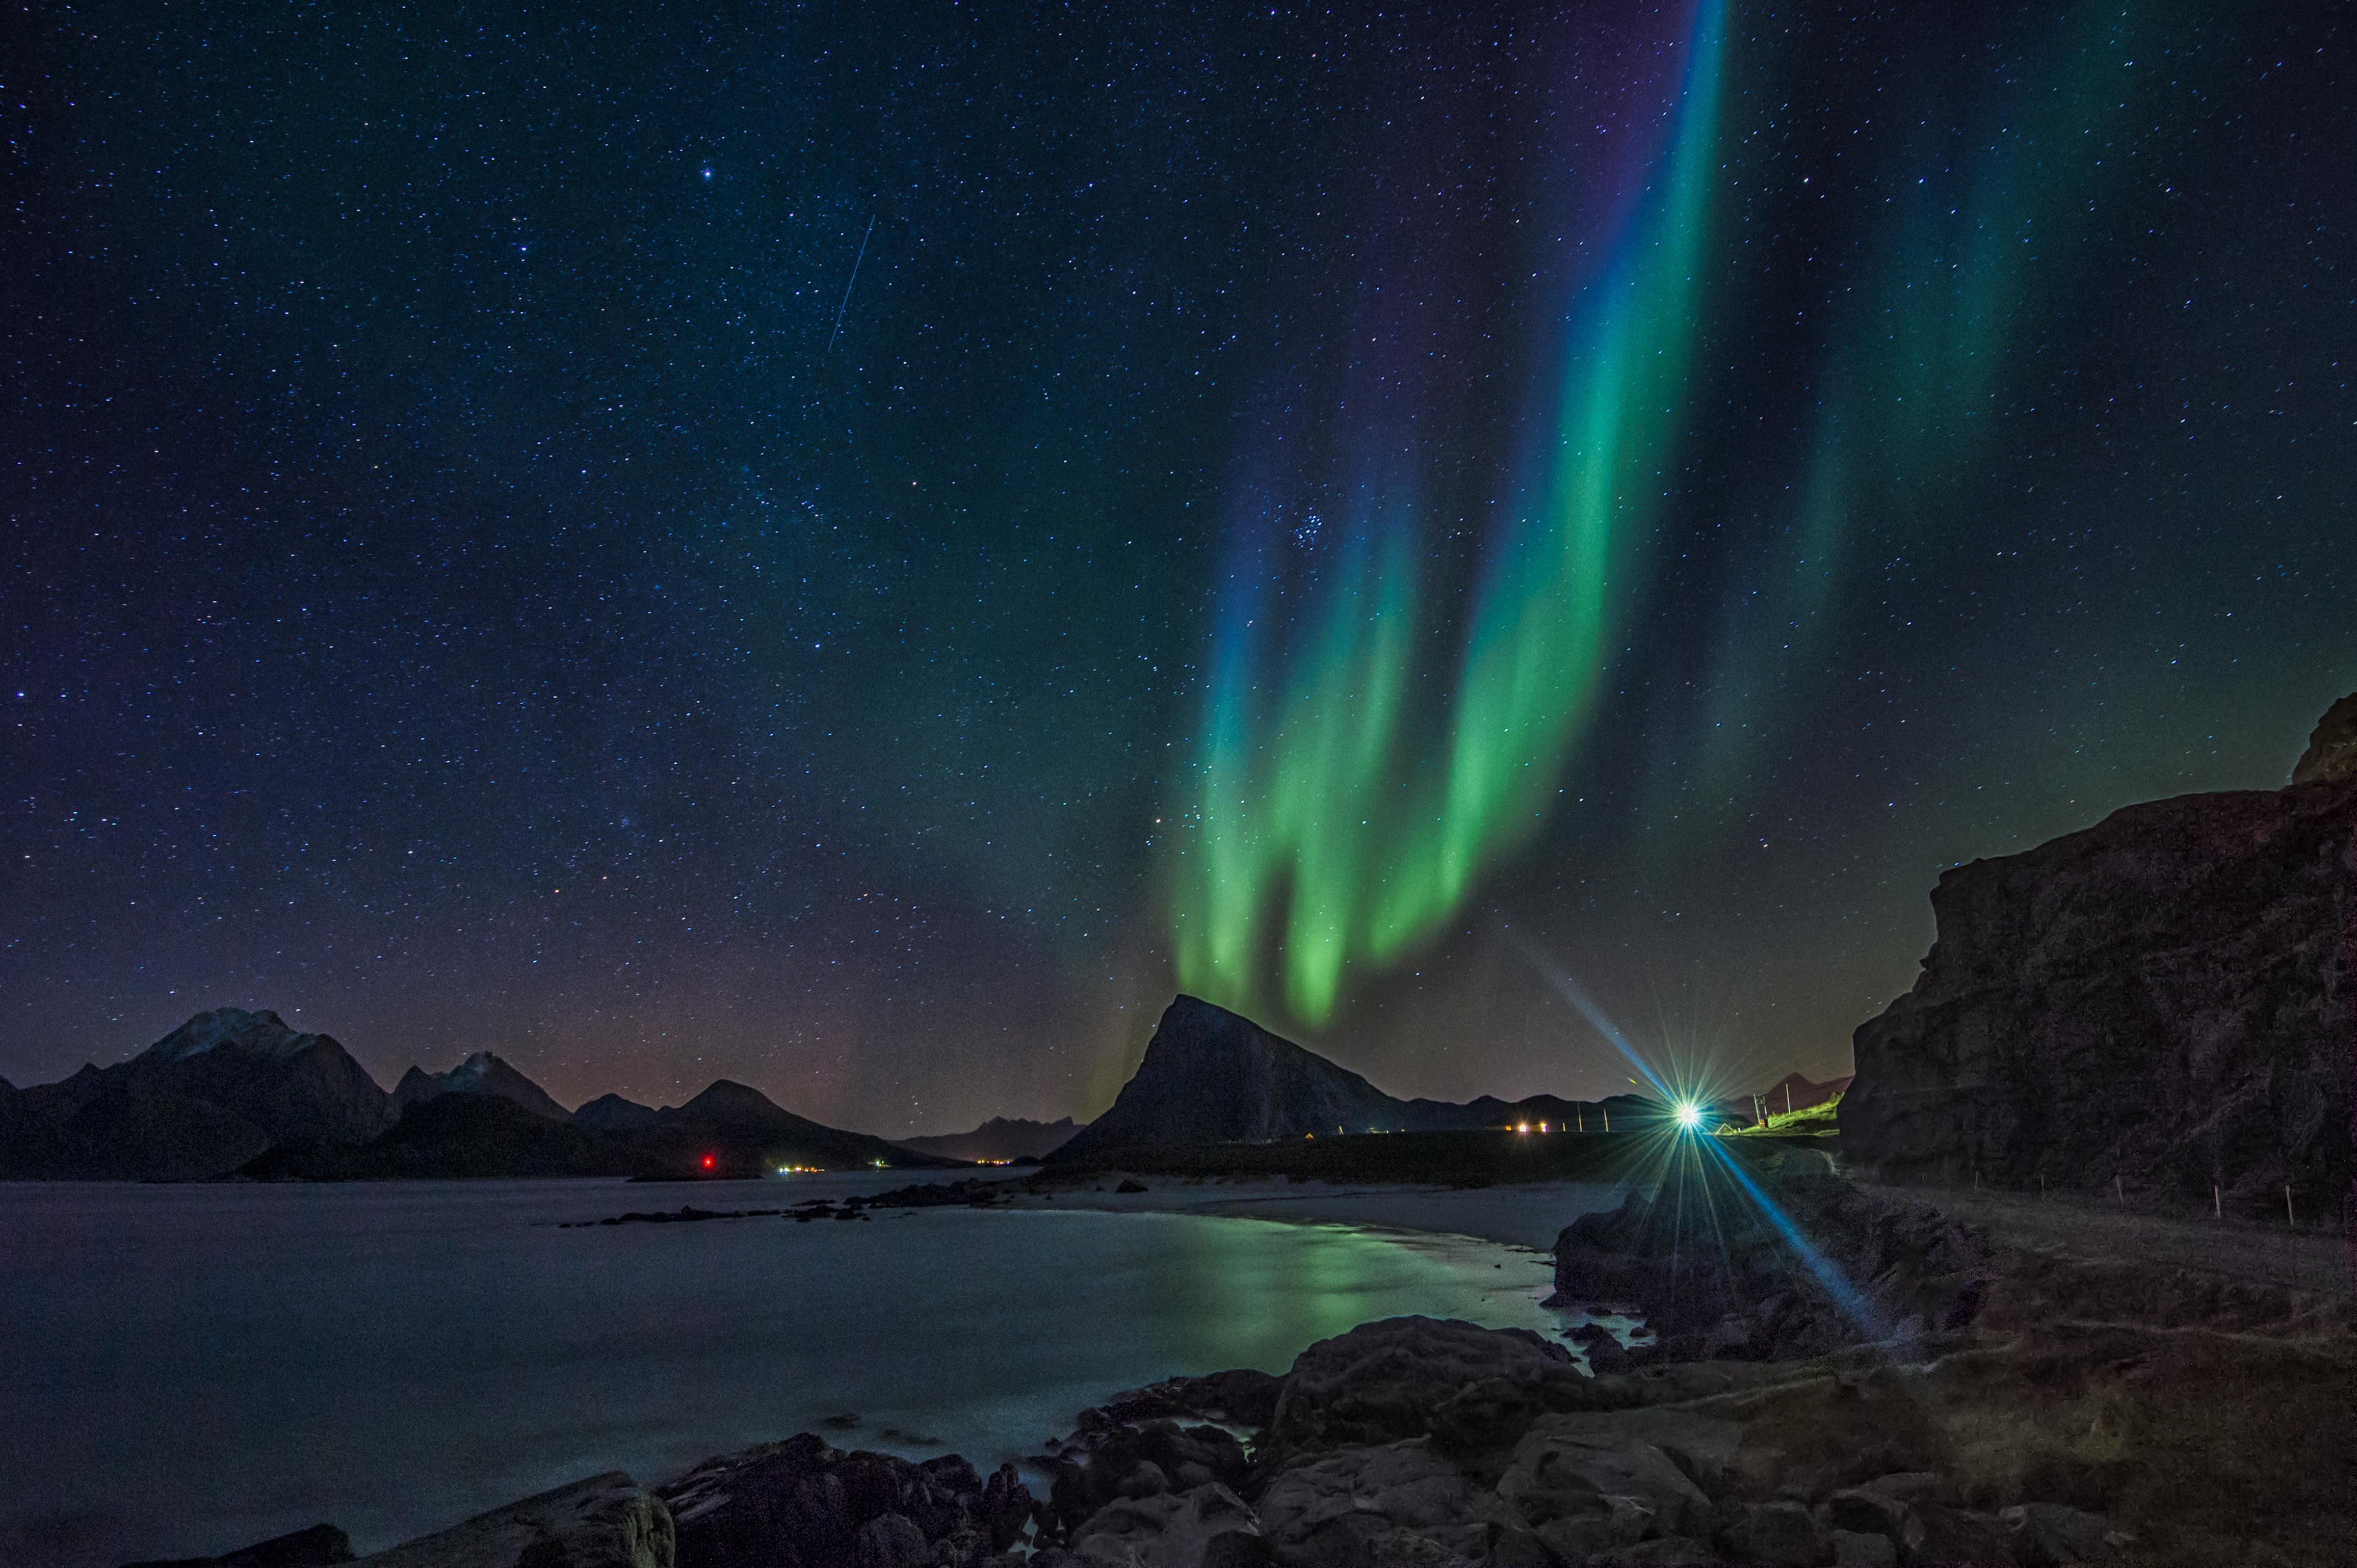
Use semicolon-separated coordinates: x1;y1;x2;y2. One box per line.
7;2;2350;1135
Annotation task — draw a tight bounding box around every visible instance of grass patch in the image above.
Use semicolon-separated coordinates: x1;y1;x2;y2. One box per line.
1722;1091;1842;1137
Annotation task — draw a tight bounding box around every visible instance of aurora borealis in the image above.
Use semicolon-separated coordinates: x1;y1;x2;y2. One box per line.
6;2;2350;1130
1174;0;1725;1023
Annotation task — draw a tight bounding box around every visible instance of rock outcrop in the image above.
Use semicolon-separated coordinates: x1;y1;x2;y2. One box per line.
124;1522;355;1568
360;1472;672;1568
2291;689;2357;784
1839;741;2354;1207
657;1434;1026;1568
1551;1173;1991;1361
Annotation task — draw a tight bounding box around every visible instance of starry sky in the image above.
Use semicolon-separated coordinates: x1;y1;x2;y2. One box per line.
6;1;2350;1136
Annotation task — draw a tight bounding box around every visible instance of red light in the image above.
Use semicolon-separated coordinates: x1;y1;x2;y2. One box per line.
701;1155;714;1169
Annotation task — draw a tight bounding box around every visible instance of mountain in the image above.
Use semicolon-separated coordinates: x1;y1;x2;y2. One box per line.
1709;1072;1852;1126
1052;997;1402;1162
3;1008;394;1180
392;1051;571;1122
636;1080;962;1177
1049;995;1647;1164
243;1094;643;1180
572;1092;661;1133
1842;700;2354;1205
0;1009;963;1180
892;1115;1085;1162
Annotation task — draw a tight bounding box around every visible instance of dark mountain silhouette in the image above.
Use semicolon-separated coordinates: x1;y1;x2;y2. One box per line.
572;1092;661;1133
636;1080;961;1178
0;1007;953;1181
392;1051;571;1122
1050;995;1651;1163
242;1094;643;1180
239;1080;961;1181
892;1115;1085;1162
3;1008;395;1180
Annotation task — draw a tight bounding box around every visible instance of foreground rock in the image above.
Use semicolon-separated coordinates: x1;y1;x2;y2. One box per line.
296;1164;2349;1568
658;1433;1030;1567
1552;1173;1990;1361
1839;697;2355;1208
359;1474;672;1568
124;1524;355;1568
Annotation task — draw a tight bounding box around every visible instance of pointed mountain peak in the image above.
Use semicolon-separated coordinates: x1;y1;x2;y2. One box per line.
675;1078;786;1116
1055;995;1399;1160
136;1007;322;1064
394;1050;570;1121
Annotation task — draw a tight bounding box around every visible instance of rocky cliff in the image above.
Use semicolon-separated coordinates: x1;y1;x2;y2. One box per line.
1840;713;2355;1209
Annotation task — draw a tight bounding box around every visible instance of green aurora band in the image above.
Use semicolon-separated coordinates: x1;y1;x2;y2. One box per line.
1170;2;1727;1025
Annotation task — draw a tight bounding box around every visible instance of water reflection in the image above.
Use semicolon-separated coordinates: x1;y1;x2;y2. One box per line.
0;1180;1567;1566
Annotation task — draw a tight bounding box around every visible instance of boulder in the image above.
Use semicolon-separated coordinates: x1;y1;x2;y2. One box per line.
1831;1529;1898;1567
1715;1500;1829;1567
2001;1502;2115;1565
124;1523;356;1568
1901;1502;2017;1566
1552;1177;1988;1359
1037;1416;1251;1532
1253;1439;1523;1565
1839;746;2354;1203
1494;1414;1718;1559
1826;1487;1908;1539
658;1435;995;1568
1066;1483;1259;1567
1265;1317;1618;1458
359;1473;671;1568
1085;1368;1284;1430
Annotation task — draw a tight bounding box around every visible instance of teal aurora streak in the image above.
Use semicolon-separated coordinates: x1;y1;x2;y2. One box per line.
1171;4;1726;1024
1168;0;2198;1030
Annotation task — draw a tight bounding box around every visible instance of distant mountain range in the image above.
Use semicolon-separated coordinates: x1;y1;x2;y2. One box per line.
1048;995;1655;1163
0;1007;956;1181
891;1116;1085;1163
2;996;1749;1182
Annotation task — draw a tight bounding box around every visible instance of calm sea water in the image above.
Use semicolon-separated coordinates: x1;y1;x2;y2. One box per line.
0;1175;1590;1567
